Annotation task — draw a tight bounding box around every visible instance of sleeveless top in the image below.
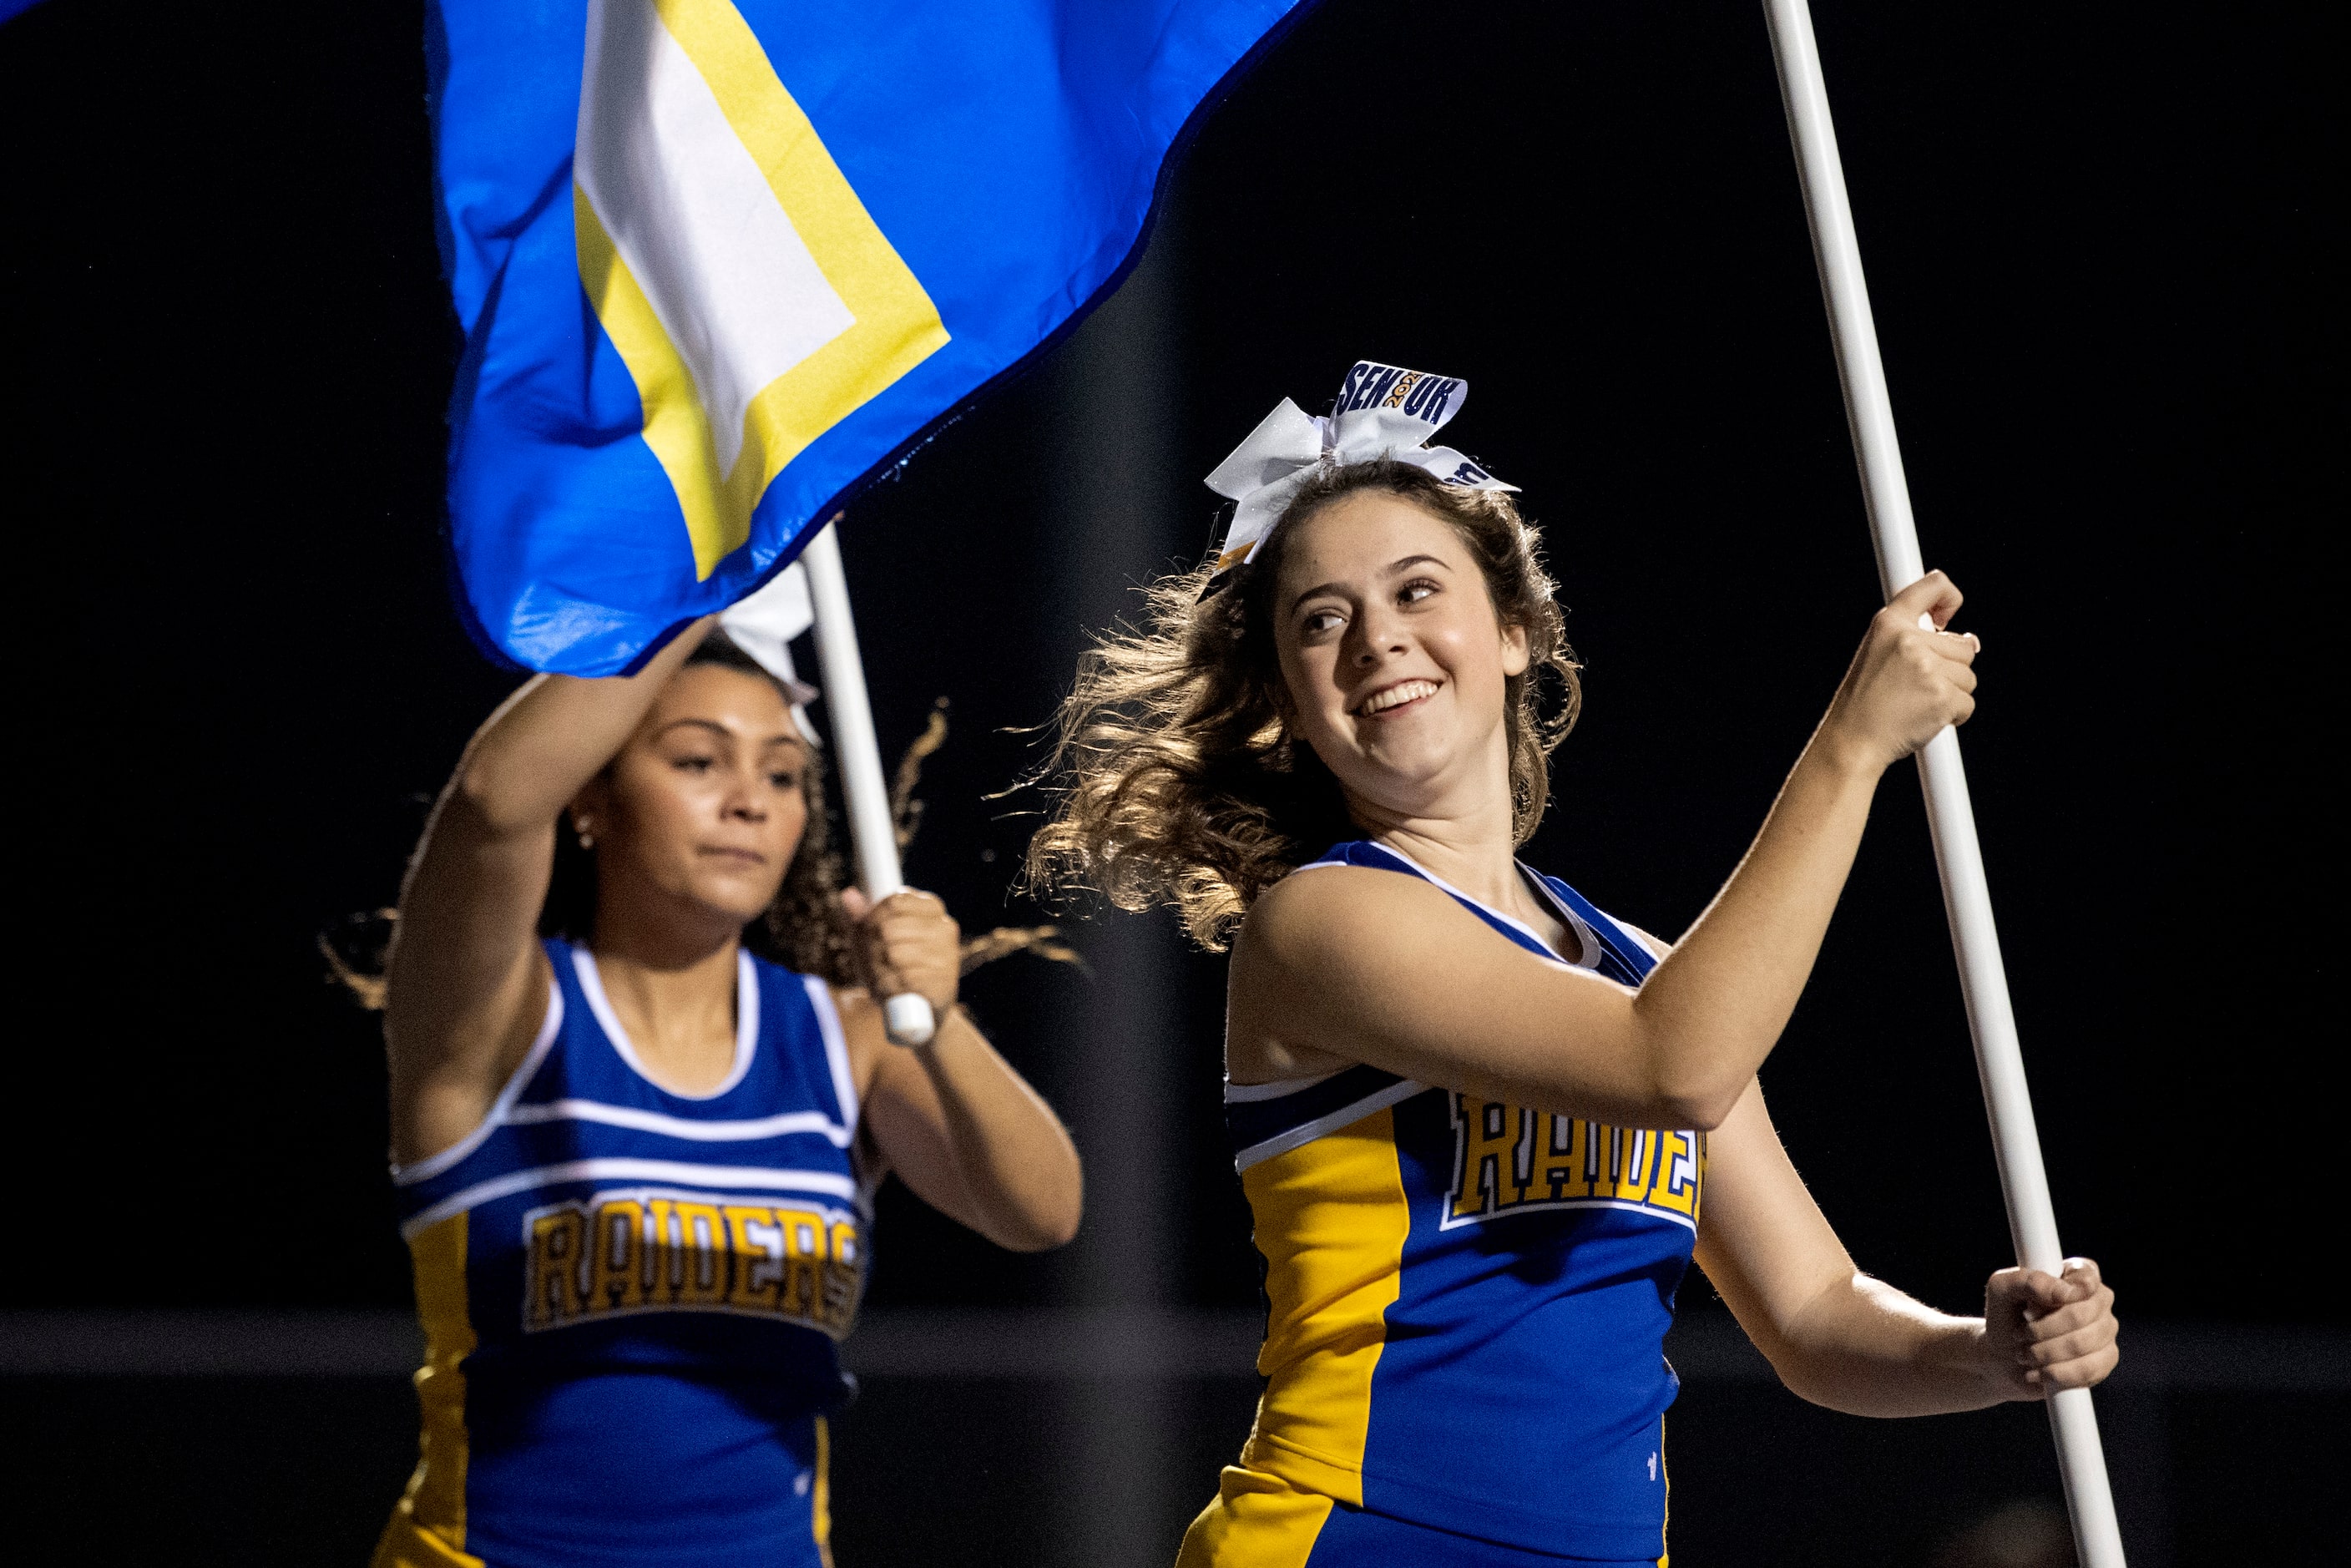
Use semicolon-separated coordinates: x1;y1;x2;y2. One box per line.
378;938;869;1568
1226;841;1704;1563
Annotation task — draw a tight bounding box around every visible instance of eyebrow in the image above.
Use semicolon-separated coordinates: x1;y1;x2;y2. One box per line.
1287;554;1453;615
655;718;803;749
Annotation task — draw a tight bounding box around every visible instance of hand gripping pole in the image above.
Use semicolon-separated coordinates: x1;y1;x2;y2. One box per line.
1759;3;2125;1561
801;518;938;1047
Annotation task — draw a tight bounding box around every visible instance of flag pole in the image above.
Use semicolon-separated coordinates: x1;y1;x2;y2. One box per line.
1758;3;2126;1562
800;518;938;1047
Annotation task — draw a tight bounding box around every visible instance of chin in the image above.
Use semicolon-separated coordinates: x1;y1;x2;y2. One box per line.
682;878;785;928
1356;736;1457;785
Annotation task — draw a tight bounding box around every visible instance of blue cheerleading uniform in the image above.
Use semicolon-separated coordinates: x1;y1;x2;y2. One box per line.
374;938;868;1568
1181;841;1703;1567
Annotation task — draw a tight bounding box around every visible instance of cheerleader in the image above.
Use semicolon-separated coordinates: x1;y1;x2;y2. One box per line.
373;615;1080;1568
1029;362;2116;1565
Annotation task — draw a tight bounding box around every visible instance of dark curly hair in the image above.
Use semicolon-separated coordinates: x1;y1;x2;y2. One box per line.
1024;458;1580;950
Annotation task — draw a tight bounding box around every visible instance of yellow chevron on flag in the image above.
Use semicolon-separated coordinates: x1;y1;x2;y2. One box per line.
573;0;948;579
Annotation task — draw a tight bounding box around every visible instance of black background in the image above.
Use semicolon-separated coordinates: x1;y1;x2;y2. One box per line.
0;0;2337;1558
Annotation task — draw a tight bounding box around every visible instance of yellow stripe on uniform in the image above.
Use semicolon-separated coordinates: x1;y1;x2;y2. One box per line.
813;1414;835;1568
1237;1104;1413;1504
372;1213;483;1568
1657;1414;1670;1568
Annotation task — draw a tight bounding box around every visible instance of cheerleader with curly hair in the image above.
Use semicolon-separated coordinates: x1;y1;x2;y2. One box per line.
1030;362;2116;1566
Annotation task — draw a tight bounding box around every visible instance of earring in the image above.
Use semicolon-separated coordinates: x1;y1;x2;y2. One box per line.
574;819;595;851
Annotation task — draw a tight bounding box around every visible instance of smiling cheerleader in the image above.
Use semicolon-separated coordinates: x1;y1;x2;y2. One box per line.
1029;362;2116;1567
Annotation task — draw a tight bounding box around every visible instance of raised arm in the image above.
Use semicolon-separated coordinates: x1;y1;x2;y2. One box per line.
385;619;715;1163
1694;1079;2117;1416
1231;574;1979;1130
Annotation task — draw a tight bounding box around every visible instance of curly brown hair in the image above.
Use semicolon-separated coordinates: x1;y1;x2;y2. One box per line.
1024;459;1581;950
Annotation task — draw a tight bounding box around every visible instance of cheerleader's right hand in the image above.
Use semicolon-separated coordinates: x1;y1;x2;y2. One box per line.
1818;571;1980;771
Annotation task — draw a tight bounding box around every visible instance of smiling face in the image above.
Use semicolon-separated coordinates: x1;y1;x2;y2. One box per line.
1272;490;1530;827
574;662;811;938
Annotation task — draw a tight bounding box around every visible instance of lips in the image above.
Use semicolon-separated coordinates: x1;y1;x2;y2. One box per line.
1354;678;1439;716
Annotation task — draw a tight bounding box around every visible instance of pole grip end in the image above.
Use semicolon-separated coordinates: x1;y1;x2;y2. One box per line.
883;992;937;1048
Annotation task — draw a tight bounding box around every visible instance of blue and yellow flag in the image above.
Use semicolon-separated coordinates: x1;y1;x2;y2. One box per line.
432;0;1302;672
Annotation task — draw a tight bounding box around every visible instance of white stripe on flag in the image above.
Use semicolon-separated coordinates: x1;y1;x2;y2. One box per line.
575;0;856;478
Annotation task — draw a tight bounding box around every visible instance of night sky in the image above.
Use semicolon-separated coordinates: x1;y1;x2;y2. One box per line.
2;0;2331;1333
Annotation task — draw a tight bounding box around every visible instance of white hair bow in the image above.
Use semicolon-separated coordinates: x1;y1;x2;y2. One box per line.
1204;361;1516;574
719;562;822;743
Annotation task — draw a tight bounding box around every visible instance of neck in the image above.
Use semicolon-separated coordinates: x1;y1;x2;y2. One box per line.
1342;731;1529;912
589;881;745;1085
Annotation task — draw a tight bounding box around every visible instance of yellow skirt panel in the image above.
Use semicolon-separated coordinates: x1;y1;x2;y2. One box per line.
1237;1105;1413;1504
1177;1464;1337;1568
374;1214;479;1568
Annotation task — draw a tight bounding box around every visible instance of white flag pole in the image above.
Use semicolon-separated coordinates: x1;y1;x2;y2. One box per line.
1759;3;2126;1563
800;518;938;1047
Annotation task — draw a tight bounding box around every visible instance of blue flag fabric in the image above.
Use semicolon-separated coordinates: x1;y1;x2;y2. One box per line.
432;0;1302;674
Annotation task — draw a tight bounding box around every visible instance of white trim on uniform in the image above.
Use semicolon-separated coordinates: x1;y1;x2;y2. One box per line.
1223;1068;1342;1103
1293;845;1599;971
391;974;568;1187
1436;1193;1700;1236
573;946;759;1101
397;1156;861;1239
503;1100;852;1147
1223;850;1626;1176
803;976;860;1135
1232;1077;1428;1174
1524;874;1622;974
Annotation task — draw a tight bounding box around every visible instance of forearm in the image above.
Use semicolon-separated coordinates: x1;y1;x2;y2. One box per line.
386;619;714;1072
908;1009;1083;1252
1627;727;1883;1121
1772;1272;2005;1418
450;617;715;835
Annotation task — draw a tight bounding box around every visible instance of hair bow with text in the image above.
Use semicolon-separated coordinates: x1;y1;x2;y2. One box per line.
1203;360;1515;576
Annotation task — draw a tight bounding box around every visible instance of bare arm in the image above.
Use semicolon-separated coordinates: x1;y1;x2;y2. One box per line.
845;891;1082;1252
1231;574;1979;1130
1694;1079;2118;1416
385;620;716;1162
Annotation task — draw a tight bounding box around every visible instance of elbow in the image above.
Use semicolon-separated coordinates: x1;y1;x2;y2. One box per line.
1013;1218;1082;1254
988;1161;1083;1253
1772;1358;1903;1419
448;755;551;842
993;1201;1081;1253
1653;1081;1742;1133
1776;1366;1853;1414
1763;1344;1843;1411
1032;1171;1084;1250
1626;1019;1747;1130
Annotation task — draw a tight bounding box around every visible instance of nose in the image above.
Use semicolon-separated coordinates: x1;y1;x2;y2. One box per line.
1351;601;1408;666
723;764;769;822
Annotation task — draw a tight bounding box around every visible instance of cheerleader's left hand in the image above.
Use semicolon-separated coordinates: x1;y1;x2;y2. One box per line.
841;886;963;1017
1982;1257;2119;1397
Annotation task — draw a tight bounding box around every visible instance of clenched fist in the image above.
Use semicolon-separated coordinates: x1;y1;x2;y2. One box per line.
1980;1257;2120;1398
1820;570;1982;771
841;887;963;1019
